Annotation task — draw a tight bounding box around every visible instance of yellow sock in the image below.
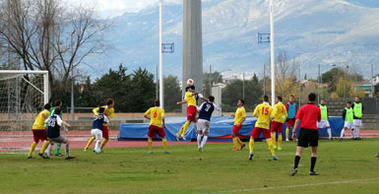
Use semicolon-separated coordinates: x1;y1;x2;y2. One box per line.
285;127;289;140
100;139;109;149
39;141;50;154
249;137;254;153
278;134;283;148
85;136;95;149
271;132;276;147
162;138;168;151
28;142;37;157
148;138;153;151
236;137;243;146
180;121;190;135
266;139;276;156
232;138;238;149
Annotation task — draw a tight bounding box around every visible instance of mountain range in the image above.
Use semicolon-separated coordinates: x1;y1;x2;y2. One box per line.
83;0;379;80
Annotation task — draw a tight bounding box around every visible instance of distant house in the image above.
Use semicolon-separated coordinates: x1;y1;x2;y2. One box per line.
356;75;379;97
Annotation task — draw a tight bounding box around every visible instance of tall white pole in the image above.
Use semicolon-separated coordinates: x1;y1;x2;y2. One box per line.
371;64;374;98
159;0;164;109
269;0;275;106
43;72;49;105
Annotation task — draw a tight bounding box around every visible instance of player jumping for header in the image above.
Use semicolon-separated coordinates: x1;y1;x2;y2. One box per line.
196;96;220;152
176;85;205;141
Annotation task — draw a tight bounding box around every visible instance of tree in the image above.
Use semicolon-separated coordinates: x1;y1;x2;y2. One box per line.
93;64;131;111
163;75;181;112
321;67;363;94
222;78;263;112
275;50;296;97
335;77;354;98
128;68;155;112
0;0;109;101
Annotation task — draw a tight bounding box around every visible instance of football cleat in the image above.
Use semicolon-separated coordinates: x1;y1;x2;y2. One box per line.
248;152;254;160
309;171;319;176
181;135;186;141
240;144;246;150
38;153;49;159
148;151;153;154
164;151;170;154
55;153;64;157
65;156;75;160
83;147;88;152
289;168;298;176
272;156;278;160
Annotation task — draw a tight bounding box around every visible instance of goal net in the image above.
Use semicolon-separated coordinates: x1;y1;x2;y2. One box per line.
0;70;48;151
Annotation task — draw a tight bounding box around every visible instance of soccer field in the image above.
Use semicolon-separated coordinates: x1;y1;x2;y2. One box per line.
1;139;379;194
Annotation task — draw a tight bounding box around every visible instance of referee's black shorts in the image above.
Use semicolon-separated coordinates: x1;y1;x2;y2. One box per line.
297;128;319;148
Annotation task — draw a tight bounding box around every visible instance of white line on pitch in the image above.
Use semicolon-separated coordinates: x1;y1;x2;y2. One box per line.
217;177;379;193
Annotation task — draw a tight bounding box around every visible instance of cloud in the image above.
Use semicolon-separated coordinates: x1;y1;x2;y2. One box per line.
62;0;183;18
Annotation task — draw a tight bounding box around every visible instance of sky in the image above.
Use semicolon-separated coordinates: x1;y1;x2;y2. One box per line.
63;0;181;18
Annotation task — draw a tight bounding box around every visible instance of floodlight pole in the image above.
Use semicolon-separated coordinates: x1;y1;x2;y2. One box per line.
242;72;245;100
71;69;74;120
318;64;320;104
371;64;374;98
159;0;164;109
269;0;275;106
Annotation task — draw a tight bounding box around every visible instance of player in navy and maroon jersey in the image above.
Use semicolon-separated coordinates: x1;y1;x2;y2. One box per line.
290;93;321;176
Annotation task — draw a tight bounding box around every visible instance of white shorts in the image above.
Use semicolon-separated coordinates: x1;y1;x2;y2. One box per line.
344;122;353;130
91;129;103;140
353;119;362;127
197;119;210;133
317;120;330;128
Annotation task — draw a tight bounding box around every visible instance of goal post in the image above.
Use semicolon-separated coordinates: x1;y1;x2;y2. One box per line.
0;70;49;131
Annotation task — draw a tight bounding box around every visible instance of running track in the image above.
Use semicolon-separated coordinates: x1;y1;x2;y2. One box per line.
1;130;379;151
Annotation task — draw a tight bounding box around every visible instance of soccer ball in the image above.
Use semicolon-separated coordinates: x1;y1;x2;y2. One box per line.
187;79;194;86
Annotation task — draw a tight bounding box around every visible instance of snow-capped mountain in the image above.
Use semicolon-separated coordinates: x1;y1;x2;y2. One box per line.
85;0;379;79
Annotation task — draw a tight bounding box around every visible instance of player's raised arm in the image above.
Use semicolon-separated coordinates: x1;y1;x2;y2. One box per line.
92;107;100;117
176;100;187;105
194;87;206;95
57;116;71;128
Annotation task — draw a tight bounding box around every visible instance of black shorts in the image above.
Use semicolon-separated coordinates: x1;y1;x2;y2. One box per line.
297;129;319;148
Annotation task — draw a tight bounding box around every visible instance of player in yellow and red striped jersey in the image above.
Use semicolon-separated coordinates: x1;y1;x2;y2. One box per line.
270;96;287;151
27;104;51;159
84;98;114;151
249;95;277;161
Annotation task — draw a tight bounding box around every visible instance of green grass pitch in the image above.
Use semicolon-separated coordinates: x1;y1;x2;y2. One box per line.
1;139;379;193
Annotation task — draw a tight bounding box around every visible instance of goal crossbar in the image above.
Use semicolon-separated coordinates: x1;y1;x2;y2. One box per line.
0;70;49;104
